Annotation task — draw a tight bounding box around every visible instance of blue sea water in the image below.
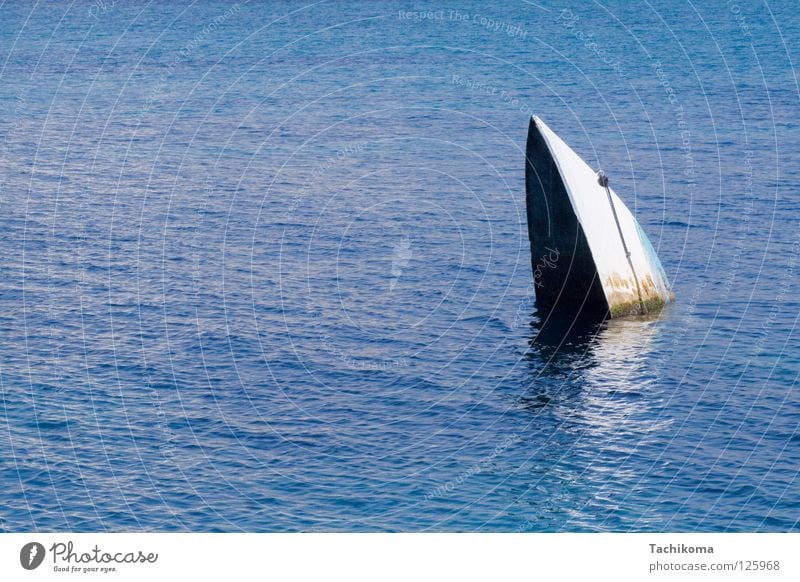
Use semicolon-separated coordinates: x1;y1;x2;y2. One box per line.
0;0;798;532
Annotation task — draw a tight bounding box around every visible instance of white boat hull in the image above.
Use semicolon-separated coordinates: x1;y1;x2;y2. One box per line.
526;116;673;319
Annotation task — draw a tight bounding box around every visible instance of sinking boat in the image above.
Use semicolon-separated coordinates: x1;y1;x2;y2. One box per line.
525;116;673;319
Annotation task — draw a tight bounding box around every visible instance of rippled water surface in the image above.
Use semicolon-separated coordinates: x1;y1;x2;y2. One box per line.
1;1;798;531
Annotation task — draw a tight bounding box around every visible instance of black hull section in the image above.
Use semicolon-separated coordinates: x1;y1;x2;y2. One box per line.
525;118;609;321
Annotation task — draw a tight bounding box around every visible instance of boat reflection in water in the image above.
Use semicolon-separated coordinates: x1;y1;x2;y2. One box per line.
514;309;673;530
524;308;665;416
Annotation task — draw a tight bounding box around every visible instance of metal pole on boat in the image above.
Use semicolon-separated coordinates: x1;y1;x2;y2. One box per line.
597;171;647;315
